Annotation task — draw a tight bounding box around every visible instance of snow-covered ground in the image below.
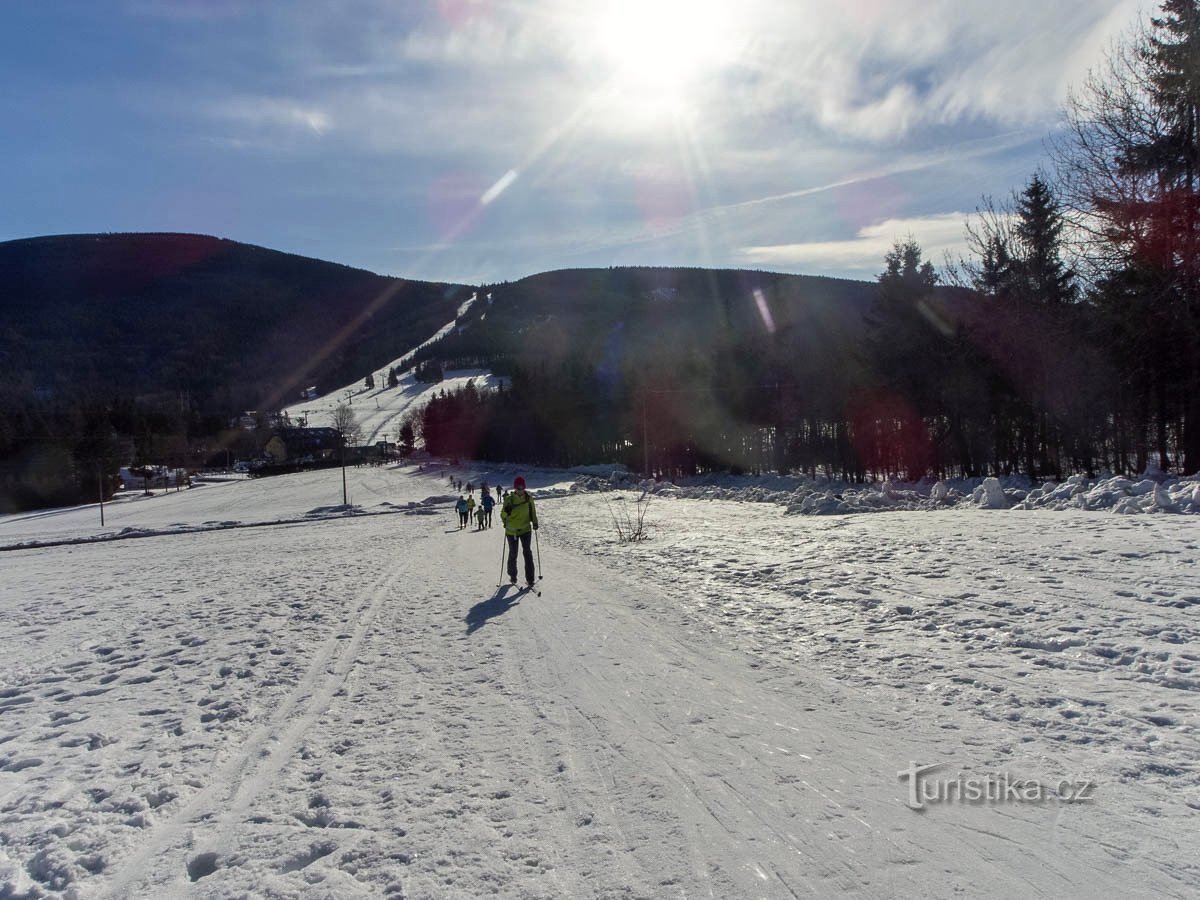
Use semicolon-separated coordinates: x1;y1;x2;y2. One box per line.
0;461;1196;898
575;469;1200;516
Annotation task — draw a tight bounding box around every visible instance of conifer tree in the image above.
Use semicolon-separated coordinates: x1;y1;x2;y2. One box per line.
1013;174;1076;307
1055;0;1200;471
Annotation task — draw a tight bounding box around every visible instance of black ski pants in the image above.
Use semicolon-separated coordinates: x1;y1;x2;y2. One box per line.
506;531;535;584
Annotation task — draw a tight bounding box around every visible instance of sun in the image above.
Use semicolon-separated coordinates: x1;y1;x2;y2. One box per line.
588;0;736;112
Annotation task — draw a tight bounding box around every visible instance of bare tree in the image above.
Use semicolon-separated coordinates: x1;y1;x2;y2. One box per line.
945;193;1017;293
331;404;361;446
1049;1;1200;472
1049;21;1160;283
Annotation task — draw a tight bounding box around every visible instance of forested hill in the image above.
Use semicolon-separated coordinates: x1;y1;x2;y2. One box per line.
0;232;473;511
408;266;883;378
402;266;921;475
0;233;472;411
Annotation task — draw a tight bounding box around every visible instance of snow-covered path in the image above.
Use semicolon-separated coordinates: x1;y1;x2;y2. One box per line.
0;467;1196;897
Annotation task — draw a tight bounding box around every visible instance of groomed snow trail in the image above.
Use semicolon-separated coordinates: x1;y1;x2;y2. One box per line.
0;471;1195;897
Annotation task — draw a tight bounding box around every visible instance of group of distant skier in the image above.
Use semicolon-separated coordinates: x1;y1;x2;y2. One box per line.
454;482;497;531
451;474;539;588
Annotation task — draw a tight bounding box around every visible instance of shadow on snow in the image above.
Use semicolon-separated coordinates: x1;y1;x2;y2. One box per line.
465;585;521;635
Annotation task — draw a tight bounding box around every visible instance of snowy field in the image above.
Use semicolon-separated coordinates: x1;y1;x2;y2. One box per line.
0;462;1197;898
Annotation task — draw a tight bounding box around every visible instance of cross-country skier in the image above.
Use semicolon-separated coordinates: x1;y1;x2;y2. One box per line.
480;488;495;528
455;495;469;529
500;476;538;586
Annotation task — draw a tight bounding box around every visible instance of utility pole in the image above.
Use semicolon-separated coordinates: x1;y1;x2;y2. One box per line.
98;464;105;527
341;432;348;506
642;400;649;478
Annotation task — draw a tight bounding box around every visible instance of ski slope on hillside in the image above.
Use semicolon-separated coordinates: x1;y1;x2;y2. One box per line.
0;463;1196;897
281;292;500;446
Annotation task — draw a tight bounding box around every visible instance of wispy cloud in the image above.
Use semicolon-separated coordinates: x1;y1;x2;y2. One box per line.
6;0;1147;282
707;0;1139;143
207;96;331;137
740;213;968;274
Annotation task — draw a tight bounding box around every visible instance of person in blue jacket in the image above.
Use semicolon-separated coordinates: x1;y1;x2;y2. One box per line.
480;487;496;528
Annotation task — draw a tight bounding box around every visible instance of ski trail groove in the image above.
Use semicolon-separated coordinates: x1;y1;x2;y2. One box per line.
100;561;404;897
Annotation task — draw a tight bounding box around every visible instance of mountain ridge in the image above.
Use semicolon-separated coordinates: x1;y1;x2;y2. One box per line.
0;232;474;407
0;231;887;510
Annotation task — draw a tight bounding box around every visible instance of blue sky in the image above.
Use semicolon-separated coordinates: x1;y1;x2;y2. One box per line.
0;0;1141;285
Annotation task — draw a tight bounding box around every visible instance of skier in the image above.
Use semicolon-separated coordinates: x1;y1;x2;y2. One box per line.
500;476;538;586
466;492;476;524
475;504;487;530
455;495;469;529
480;488;495;529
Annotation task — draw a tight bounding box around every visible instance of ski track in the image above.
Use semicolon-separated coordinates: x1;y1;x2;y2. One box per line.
0;470;1196;897
100;551;405;896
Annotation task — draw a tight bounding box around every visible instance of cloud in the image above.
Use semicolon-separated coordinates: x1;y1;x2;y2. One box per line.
709;0;1139;142
740;212;968;274
31;0;1145;284
206;96;331;136
153;1;1140;170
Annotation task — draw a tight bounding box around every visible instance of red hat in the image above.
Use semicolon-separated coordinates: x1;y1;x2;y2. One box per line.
513;476;526;489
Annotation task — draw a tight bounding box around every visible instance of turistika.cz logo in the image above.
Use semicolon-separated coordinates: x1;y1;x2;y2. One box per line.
898;762;1097;811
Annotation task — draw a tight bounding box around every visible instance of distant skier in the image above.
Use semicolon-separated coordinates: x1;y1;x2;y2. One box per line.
480;488;495;529
455;495;469;529
501;476;538;586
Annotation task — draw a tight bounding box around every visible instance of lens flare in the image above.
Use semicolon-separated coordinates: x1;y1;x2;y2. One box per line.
590;0;735;112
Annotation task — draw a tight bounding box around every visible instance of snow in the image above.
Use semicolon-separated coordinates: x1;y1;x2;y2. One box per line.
1;462;1197;897
280;294;500;446
573;469;1200;516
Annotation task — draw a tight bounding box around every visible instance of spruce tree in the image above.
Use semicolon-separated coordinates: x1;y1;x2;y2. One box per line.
1055;0;1200;471
1013;174;1076;307
864;239;944;479
1142;0;1200;471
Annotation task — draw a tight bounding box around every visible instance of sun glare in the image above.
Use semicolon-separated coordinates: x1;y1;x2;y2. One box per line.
590;0;734;112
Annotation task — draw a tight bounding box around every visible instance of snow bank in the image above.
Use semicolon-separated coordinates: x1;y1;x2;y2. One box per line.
569;470;1200;516
974;477;1010;509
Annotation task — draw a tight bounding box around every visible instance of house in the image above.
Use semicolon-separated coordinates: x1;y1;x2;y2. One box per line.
263;427;342;464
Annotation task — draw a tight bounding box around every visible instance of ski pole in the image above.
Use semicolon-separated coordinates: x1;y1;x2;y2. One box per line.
534;527;543;581
498;534;507;587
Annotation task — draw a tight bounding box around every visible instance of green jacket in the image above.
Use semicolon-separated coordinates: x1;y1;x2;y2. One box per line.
500;491;538;536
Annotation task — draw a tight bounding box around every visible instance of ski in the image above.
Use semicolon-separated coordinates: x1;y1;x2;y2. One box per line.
496;581;540;596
